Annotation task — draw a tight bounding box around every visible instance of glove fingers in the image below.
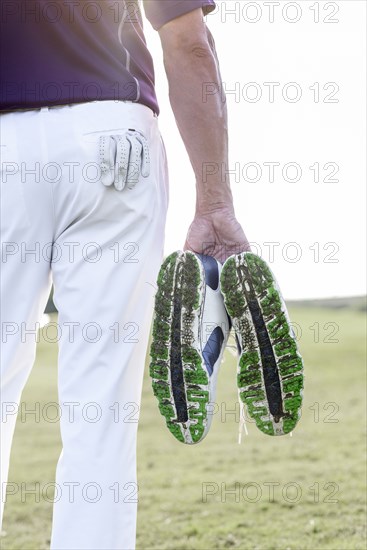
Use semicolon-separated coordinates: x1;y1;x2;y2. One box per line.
99;130;150;191
126;134;142;189
134;132;150;178
99;135;116;187
113;134;130;191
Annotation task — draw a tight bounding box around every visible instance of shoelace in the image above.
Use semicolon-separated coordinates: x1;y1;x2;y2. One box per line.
227;340;248;444
238;396;248;444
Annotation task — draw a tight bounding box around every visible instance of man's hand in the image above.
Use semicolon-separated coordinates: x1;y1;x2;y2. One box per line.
184;207;251;264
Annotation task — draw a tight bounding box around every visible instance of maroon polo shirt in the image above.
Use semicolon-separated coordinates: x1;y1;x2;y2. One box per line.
0;0;216;115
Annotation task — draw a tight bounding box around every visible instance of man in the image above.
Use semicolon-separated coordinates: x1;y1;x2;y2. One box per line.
0;1;249;548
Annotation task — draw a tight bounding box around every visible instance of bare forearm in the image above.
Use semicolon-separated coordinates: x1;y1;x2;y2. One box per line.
162;29;233;214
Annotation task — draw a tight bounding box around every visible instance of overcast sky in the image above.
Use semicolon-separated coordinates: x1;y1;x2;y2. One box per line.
142;0;366;300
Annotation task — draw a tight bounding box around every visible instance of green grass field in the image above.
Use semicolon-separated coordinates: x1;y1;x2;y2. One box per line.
1;304;366;550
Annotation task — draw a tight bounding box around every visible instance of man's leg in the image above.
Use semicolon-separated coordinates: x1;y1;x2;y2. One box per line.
0;110;54;527
48;101;168;549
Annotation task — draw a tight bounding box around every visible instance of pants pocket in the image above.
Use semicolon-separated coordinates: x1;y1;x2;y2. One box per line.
0;132;31;234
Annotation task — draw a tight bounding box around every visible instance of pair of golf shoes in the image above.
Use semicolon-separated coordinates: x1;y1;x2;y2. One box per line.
149;251;304;444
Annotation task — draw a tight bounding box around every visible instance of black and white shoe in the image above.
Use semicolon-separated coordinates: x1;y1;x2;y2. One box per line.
220;252;304;436
149;251;230;444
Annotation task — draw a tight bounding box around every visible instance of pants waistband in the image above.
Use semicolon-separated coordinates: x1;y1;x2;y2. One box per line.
0;100;157;119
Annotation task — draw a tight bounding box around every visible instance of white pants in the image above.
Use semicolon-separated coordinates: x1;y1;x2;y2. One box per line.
0;101;169;549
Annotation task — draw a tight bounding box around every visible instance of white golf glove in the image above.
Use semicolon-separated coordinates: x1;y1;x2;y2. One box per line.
99;129;150;191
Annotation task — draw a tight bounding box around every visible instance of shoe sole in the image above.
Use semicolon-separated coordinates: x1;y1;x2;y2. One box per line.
220;252;304;436
149;251;211;444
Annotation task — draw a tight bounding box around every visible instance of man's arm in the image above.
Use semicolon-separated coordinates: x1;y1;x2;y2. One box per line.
158;8;250;261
